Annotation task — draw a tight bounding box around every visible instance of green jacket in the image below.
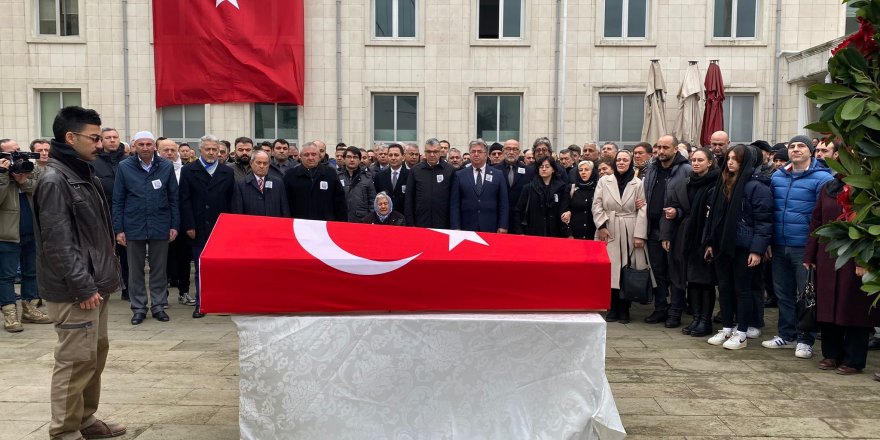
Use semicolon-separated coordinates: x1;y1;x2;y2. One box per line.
0;168;38;243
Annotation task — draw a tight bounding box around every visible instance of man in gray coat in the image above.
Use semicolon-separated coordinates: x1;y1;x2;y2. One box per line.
338;146;376;222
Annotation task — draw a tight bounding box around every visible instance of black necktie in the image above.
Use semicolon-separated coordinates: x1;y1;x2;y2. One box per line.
475;168;483;193
508;165;514;187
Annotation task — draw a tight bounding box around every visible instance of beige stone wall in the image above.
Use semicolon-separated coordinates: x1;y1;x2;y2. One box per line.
0;0;848;150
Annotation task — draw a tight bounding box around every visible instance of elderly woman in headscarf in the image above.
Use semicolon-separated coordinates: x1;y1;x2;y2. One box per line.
562;160;599;240
592;150;648;324
361;192;405;226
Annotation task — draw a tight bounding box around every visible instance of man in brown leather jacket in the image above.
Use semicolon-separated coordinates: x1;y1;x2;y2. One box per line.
33;106;126;440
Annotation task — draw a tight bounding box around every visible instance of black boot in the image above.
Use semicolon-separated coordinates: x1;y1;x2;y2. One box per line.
690;316;713;337
692;288;715;337
619;300;631;324
606;289;620;322
682;314;700;335
644;309;668;324
664;311;682;328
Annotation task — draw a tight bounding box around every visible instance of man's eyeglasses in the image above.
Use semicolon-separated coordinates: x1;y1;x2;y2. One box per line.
72;132;101;143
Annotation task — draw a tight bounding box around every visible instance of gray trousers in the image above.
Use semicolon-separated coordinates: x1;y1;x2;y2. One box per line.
126;239;169;314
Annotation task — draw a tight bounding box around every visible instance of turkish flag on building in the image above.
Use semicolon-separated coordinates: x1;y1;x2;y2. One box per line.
152;0;305;108
199;215;611;314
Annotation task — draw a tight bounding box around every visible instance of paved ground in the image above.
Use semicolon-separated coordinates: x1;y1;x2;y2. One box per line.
2;298;880;439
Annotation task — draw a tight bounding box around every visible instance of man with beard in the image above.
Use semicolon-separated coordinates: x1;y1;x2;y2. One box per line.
494;139;535;230
446;148;463;169
532;137;568;183
231;137;253;182
488;142;504;166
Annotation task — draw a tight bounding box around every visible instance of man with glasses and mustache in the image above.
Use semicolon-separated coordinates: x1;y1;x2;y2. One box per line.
533;137;569;183
404;138;455;227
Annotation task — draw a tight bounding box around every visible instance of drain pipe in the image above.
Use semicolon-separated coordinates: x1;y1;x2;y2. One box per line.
335;0;343;143
771;0;782;143
122;0;130;139
552;0;561;146
557;0;568;147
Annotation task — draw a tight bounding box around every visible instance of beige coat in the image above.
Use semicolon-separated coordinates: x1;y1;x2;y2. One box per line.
592;174;649;290
0;168;37;243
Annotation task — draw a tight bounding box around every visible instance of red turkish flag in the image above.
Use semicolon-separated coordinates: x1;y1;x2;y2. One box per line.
199;215;611;314
152;0;304;108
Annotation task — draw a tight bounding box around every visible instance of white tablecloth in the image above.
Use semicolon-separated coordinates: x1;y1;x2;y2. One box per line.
234;313;626;440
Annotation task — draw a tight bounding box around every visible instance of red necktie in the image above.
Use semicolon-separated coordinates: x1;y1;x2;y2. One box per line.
258;177;264;193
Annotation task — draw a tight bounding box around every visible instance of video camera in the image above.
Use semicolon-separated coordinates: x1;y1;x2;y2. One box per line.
0;151;41;174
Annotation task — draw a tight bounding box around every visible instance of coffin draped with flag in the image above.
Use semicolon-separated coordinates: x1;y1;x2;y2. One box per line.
199;214;611;313
152;0;305;107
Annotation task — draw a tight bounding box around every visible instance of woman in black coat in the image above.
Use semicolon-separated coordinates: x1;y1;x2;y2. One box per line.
513;156;571;238
704;145;773;350
563;160;599;240
661;147;719;337
362;192;406;226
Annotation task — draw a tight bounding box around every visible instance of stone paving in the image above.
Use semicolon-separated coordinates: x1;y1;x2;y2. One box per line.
2;298;880;439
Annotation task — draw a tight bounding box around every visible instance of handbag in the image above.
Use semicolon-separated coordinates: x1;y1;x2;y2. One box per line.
796;268;818;333
620;246;656;303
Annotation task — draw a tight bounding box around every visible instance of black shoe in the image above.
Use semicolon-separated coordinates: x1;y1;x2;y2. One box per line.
690;318;713;337
868;337;880;350
121;291;130;301
152;310;170;322
131;312;146;325
618;311;631;324
764;297;778;308
605;310;620;322
192;310;205;319
664;315;682;328
681;317;699;335
644;310;668;324
713;312;723;324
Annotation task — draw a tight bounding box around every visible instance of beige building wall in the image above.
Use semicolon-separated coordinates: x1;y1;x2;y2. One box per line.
0;0;850;150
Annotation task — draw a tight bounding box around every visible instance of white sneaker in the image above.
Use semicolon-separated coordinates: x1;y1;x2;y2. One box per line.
723;331;748;350
708;329;732;346
761;336;794;348
795;343;814;359
746;327;761;339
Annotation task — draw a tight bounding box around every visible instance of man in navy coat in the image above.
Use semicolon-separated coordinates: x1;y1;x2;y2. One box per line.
373;143;408;214
179;135;235;318
450;139;509;233
493;139;534;229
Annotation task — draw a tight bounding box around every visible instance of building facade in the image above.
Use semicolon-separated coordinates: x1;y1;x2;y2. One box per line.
0;0;855;150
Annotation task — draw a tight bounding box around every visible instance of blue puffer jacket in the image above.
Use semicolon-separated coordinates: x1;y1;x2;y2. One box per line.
112;154;180;240
736;177;774;254
770;158;833;247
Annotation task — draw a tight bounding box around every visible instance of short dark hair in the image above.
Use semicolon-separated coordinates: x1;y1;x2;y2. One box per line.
567;145;581;155
220;140;231;149
52;106;102;142
259;140;271;148
344;146;362;159
336;143;347;150
273;138;289;147
387;143;404;155
632;142;651;153
179;142;190;148
156;136;168;143
534;155;558;177
29;139;50;149
233;136;254;146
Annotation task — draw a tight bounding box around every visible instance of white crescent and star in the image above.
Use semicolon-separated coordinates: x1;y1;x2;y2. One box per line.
292;219;488;276
216;0;239;9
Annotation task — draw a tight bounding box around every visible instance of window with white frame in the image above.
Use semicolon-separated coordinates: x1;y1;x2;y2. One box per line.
160;105;205;142
598;94;644;147
845;4;859;35
38;90;81;138
476;95;521;143
37;0;79;36
375;0;416;38
723;94;756;144
374;95;418;143
254;103;298;142
713;0;758;39
478;0;522;39
604;0;648;39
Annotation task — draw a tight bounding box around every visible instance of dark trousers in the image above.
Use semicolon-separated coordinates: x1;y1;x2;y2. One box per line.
688;282;716;319
647;236;675;312
0;235;38;306
763;261;776;301
193;243;205;312
716;248;763;333
116;243;128;296
821;323;871;370
610;289;631;315
167;236;192;294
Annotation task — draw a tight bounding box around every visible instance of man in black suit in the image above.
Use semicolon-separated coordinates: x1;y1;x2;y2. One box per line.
231;150;289;218
179;135;235;318
373;143;408;214
450;140;508;233
494;139;534;229
283;142;347;221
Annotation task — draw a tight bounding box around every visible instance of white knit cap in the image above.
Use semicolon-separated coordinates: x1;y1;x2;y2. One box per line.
132;131;155;143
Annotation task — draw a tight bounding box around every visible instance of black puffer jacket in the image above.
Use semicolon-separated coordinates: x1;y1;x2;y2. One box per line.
33;142;123;302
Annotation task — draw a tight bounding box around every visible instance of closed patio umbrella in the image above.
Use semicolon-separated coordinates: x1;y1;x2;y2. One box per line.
672;62;704;147
641;60;668;144
699;60;725;147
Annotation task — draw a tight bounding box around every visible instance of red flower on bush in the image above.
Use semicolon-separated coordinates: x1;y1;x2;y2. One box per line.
837;184;857;222
833;18;879;57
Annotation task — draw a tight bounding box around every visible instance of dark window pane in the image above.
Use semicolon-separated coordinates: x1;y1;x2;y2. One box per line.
502;0;521;38
604;0;623;37
184;105;205;139
40;92;61;138
621;95;644;142
478;0;500;39
476;96;498;141
729;95;755;142
374;96;395;141
845;5;859;35
598;95;622;142
277;105;298;140
162;106;184;139
498;96;521;141
61;0;78;36
375;0;392;37
736;0;757;38
254;104;273;139
399;0;416;38
627;0;647;38
714;0;732;37
397;96;418;141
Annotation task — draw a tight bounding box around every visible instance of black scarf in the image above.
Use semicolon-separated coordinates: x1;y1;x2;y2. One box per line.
825;175;846;197
613;159;635;196
49;140;93;182
682;168;720;257
708;147;757;258
574;165;599;191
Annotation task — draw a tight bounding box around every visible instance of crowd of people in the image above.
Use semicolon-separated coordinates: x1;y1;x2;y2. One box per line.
1;108;878;369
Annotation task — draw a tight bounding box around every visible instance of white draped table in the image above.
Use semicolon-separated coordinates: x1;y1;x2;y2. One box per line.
234;313;626;440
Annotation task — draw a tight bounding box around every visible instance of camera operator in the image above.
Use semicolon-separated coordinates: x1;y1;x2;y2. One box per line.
0;139;52;332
